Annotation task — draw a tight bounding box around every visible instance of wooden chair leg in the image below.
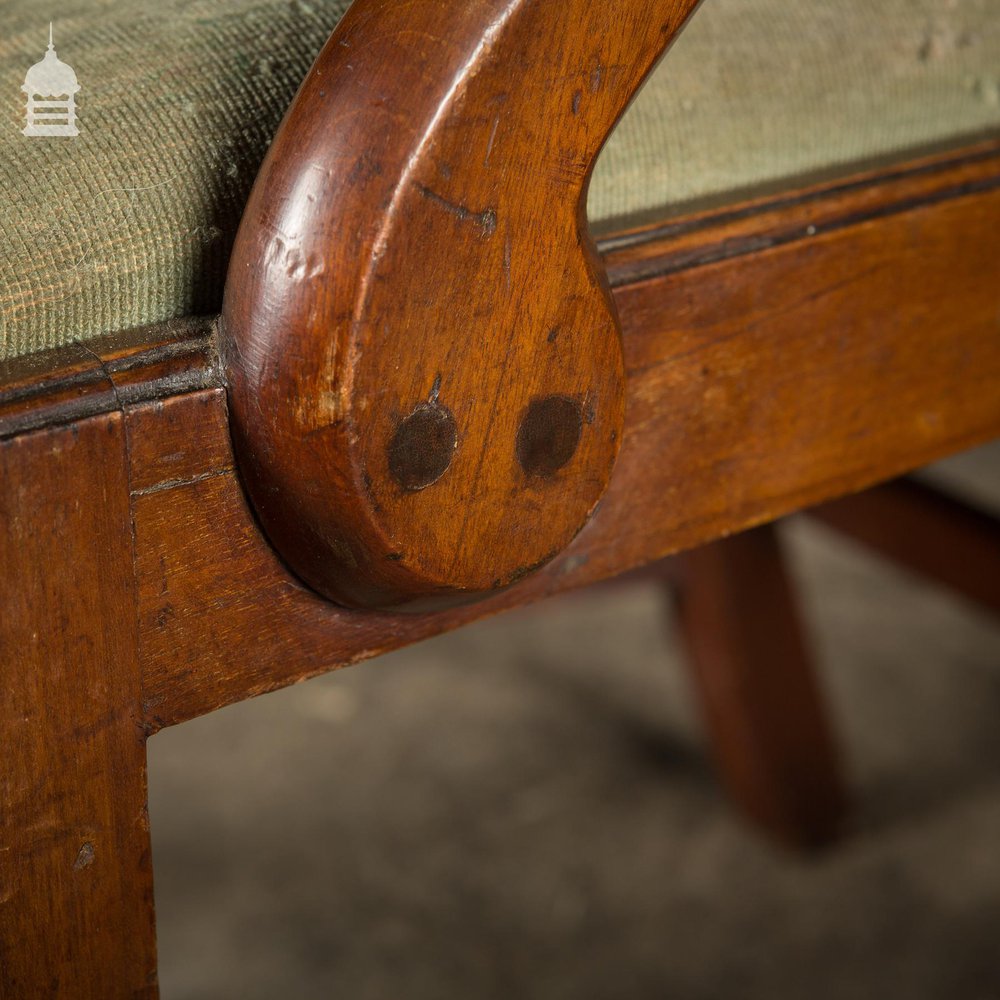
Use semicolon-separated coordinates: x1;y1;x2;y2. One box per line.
0;415;158;997
673;523;848;849
808;477;1000;617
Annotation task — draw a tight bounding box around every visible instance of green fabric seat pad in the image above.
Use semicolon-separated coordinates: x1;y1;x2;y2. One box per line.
1;0;997;360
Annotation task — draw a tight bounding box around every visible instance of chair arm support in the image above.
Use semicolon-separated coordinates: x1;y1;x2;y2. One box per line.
220;0;701;608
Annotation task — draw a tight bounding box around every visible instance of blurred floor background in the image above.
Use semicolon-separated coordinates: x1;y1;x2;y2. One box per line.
149;443;1000;1000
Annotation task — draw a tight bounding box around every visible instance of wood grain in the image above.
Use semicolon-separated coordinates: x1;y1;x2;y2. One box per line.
0;5;992;984
0;414;157;998
221;0;702;609
130;143;1000;729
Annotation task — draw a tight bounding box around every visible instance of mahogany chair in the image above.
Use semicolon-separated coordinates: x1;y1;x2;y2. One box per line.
2;0;998;993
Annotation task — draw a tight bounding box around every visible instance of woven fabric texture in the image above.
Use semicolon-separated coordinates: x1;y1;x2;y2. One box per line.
1;0;997;360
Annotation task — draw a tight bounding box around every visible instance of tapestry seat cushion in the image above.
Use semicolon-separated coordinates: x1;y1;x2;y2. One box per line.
1;0;997;360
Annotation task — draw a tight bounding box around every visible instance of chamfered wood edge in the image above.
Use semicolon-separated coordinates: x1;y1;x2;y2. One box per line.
601;136;1000;283
0;316;220;440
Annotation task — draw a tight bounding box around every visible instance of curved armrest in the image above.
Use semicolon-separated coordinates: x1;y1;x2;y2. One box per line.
221;0;701;608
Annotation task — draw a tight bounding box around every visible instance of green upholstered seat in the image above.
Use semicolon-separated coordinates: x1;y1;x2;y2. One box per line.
1;0;997;361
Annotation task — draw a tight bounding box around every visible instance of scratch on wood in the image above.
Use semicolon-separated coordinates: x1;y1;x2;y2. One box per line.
73;842;95;870
79;342;122;412
484;114;500;166
130;468;231;498
415;183;497;238
503;237;512;290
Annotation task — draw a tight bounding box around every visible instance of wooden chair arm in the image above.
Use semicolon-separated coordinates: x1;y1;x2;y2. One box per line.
221;0;701;609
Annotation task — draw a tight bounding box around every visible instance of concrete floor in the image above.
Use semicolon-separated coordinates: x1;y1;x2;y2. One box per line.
149;444;1000;999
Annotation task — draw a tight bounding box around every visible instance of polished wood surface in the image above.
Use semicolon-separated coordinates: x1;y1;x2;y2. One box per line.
598;140;1000;283
0;142;994;735
0;415;157;998
0;316;217;440
0;0;995;984
120;142;1000;729
221;0;701;609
